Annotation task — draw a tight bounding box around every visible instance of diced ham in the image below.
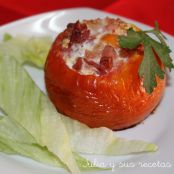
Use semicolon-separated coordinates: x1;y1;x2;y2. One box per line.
67;21;90;44
99;56;113;72
83;45;116;75
97;45;116;75
73;57;83;71
102;45;117;59
84;58;110;75
84;59;100;70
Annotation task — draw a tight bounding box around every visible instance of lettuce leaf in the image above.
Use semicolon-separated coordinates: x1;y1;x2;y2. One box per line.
0;138;100;171
0;116;63;167
0;35;51;68
0;141;15;154
23;37;52;68
62;116;157;155
3;33;13;42
0;116;98;171
0;56;80;174
0;137;65;168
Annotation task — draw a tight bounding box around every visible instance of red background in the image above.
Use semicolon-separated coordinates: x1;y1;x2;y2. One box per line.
0;0;173;35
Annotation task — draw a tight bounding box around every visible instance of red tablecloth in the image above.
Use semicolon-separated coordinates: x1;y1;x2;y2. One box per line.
0;0;174;35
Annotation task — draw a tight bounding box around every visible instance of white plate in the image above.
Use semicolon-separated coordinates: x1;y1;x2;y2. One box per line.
0;7;174;174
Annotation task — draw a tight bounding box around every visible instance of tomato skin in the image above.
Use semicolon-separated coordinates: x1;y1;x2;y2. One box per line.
45;32;166;130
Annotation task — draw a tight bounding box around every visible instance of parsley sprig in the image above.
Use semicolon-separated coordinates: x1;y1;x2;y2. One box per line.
119;23;174;94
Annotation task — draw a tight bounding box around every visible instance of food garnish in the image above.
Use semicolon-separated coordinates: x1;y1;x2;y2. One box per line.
119;23;174;93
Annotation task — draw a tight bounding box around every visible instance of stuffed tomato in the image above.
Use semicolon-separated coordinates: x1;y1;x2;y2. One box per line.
45;18;165;130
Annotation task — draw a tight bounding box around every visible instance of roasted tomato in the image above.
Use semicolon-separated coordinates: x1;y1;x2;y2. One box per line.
45;18;166;130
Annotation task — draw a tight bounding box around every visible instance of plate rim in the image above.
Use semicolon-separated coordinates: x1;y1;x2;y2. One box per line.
0;7;174;40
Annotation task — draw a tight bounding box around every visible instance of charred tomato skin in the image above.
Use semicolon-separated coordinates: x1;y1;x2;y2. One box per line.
45;30;166;130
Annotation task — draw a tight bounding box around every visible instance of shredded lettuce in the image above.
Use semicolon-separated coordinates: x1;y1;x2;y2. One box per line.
0;35;158;174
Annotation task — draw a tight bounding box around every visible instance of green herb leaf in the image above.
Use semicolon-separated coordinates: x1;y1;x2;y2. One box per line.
150;39;174;69
119;28;143;49
119;23;174;93
139;38;165;93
